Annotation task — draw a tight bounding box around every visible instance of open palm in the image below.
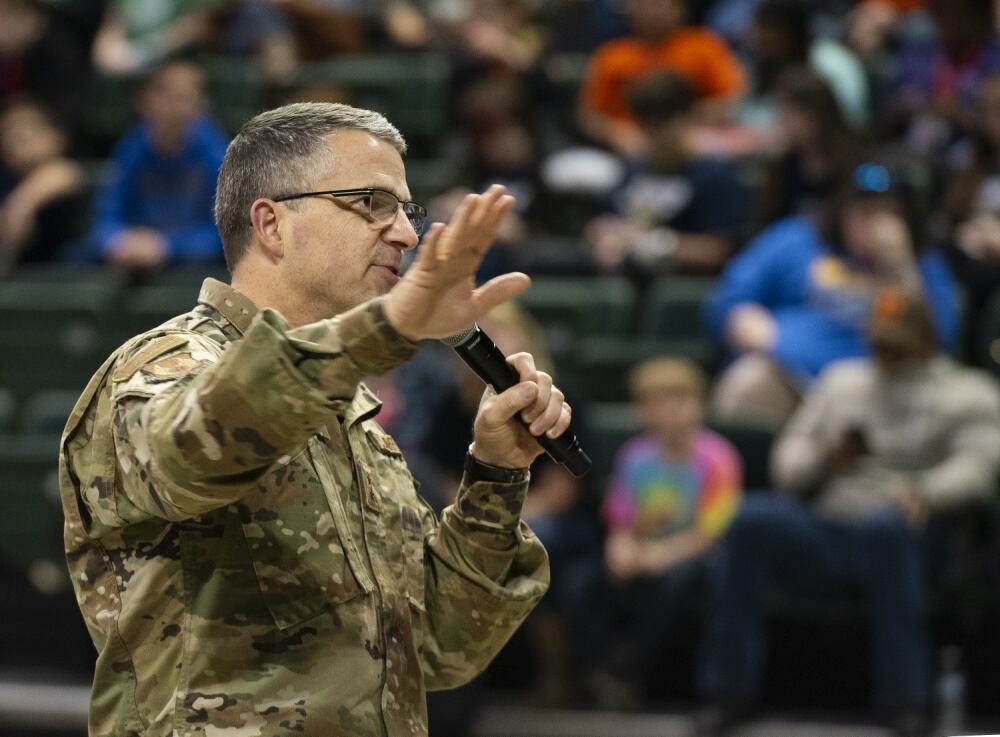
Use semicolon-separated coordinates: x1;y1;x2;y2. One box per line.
384;184;531;341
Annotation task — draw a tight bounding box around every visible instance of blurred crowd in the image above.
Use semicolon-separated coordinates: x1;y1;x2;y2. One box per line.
4;0;1000;736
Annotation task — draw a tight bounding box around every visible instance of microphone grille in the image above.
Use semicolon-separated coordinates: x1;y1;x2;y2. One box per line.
440;325;478;347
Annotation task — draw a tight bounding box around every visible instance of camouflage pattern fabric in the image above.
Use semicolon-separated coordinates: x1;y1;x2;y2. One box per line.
59;278;549;737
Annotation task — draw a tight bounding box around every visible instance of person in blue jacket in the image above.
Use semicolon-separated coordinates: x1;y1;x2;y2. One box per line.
705;161;959;426
80;59;228;272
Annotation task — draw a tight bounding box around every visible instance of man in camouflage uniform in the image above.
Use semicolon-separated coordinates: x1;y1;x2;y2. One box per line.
59;103;569;737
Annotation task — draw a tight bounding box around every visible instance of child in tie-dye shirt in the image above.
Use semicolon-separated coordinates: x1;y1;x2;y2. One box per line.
566;357;742;708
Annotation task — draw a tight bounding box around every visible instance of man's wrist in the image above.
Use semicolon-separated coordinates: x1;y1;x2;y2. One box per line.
464;449;530;484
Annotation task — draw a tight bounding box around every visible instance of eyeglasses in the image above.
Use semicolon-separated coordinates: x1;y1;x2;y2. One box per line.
274;188;427;234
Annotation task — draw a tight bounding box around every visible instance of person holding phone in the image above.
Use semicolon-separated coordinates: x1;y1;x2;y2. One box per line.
697;288;1000;737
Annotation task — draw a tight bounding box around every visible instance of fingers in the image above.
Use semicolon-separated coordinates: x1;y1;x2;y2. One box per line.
482;381;539;425
499;355;571;438
471;272;531;314
547;401;573;439
413;221;444;268
440;185;516;259
506;352;537;383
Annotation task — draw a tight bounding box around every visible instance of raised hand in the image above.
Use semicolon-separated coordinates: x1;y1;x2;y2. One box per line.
383;184;529;341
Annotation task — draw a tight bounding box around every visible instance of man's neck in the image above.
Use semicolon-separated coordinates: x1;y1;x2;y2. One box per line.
231;266;334;328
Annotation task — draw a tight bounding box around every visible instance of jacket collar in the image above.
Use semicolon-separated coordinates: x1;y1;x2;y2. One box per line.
197;278;382;428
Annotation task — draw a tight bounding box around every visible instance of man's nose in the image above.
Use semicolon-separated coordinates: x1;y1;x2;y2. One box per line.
384;206;420;251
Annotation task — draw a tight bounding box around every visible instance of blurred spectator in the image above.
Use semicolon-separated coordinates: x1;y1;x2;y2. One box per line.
697;289;1000;737
0;0;91;131
212;0;300;82
224;0;365;69
848;0;927;60
445;0;545;72
888;0;1000;157
75;60;227;272
0;99;87;272
707;161;959;427
579;0;746;158
586;71;752;275
942;71;1000;361
92;0;219;75
756;68;865;228
743;0;869;131
565;357;742;709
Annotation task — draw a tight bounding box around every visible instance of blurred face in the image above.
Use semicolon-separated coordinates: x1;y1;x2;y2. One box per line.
647;116;690;155
775;99;818;147
750;21;792;60
0;0;46;56
275;129;420;319
841;195;905;260
0;105;63;173
635;387;704;441
626;0;685;39
870;333;934;374
929;0;980;55
140;63;205;134
979;77;1000;146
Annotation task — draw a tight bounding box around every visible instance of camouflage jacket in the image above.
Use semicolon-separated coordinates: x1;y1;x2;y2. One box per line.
59;278;549;737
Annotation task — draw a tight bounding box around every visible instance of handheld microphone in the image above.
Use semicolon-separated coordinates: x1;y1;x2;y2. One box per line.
442;325;592;477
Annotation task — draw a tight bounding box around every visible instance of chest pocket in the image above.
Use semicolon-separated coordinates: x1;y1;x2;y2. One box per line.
238;443;373;630
361;426;428;612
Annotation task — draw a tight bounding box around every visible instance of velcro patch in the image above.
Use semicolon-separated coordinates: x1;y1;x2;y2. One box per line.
112;335;190;382
367;430;403;457
139;352;207;382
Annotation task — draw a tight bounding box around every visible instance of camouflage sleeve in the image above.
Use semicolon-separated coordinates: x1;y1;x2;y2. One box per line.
419;467;549;691
113;298;417;521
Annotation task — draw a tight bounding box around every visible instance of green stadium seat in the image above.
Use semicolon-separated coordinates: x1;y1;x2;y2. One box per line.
0;389;14;433
0;272;125;399
0;435;65;575
82;73;140;152
584;401;637;490
706;417;778;491
977;290;1000;377
563;336;715;403
517;277;636;358
146;266;228;288
640;275;716;340
292;54;449;145
123;283;203;335
202;56;265;135
20;390;81;436
403;158;456;203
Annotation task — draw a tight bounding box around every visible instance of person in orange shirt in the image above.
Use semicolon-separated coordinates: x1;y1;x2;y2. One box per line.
579;0;746;157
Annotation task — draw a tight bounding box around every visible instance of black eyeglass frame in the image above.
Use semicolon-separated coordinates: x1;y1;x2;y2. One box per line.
273;188;427;233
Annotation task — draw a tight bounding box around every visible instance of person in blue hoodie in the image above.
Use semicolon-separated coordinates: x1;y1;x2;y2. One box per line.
705;161;959;426
80;59;228;272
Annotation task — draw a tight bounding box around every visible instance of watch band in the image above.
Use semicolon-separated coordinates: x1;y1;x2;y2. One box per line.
463;451;530;484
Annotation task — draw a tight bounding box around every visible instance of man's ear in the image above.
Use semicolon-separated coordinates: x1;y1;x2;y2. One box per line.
249;198;285;263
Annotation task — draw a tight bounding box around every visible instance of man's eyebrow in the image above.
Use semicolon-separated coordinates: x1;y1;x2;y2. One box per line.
355;184;412;202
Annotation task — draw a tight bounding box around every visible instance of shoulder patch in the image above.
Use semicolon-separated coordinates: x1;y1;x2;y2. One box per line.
112;335;191;383
139;352;207;382
367;428;403;457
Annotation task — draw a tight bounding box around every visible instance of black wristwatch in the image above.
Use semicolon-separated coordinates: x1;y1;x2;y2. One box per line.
463;451;530;484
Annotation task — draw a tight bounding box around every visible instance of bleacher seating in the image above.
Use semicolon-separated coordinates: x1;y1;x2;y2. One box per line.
517;275;636;356
0;267;125;401
292;54;450;152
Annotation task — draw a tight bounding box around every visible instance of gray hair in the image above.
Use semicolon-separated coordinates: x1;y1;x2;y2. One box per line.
214;102;407;269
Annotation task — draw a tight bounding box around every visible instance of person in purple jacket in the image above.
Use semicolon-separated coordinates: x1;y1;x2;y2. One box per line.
79;59;229;273
705;161;958;427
